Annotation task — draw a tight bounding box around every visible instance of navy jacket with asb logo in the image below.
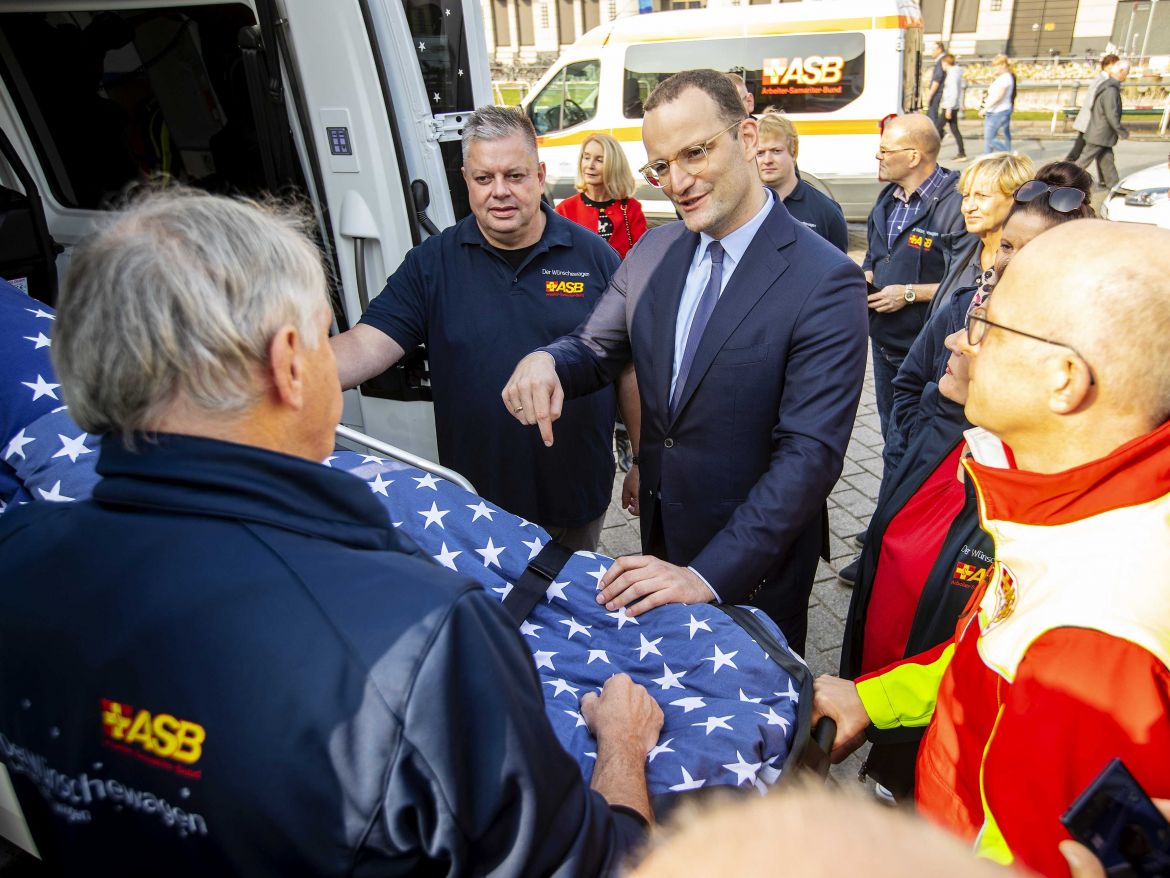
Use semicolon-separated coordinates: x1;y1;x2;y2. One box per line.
0;435;642;876
863;169;967;355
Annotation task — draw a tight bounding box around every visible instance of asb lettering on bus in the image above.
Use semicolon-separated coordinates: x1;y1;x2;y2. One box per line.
101;699;205;766
761;55;845;88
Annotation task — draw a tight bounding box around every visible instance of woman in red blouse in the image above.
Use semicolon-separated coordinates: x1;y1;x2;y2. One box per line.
555;133;647;259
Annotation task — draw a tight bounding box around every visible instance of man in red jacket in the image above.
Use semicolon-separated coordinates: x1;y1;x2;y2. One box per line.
813;219;1170;877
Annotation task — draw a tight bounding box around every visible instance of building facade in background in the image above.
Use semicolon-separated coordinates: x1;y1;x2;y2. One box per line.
485;0;1169;70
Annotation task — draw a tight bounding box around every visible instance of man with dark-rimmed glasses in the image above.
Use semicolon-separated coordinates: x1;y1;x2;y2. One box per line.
503;68;868;654
814;218;1170;876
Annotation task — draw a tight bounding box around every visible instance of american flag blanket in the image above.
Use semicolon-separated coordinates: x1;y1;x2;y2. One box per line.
3;408;804;796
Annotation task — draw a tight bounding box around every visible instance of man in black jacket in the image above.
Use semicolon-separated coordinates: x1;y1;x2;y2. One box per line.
1075;59;1131;190
0;188;661;876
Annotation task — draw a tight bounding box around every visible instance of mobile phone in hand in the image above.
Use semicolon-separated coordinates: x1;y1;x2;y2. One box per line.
1061;758;1170;877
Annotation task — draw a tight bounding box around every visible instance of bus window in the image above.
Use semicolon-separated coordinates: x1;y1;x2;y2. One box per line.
528;59;600;135
0;6;305;210
623;32;866;117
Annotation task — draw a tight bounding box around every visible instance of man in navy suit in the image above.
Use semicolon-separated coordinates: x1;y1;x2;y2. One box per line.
503;69;867;653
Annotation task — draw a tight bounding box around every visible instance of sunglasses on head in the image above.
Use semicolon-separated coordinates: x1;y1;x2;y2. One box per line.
1013;179;1086;213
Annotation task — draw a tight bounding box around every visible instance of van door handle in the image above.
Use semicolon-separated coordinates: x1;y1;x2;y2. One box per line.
338;191;381;312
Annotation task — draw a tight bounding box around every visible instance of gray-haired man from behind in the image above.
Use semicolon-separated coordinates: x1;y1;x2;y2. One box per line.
330;105;641;551
0;188;661;875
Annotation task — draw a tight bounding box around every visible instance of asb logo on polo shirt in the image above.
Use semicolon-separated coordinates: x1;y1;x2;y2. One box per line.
101;699;206;775
542;267;591;298
545;280;584;297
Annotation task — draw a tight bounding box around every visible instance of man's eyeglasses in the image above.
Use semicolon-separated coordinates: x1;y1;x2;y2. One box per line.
639;120;742;189
965;306;1096;385
878;146;916;157
1013;179;1087;213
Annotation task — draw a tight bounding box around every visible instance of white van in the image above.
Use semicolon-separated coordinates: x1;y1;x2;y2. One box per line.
0;0;492;466
521;0;924;221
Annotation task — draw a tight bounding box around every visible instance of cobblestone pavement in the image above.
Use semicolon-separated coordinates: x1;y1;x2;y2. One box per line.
598;352;880;787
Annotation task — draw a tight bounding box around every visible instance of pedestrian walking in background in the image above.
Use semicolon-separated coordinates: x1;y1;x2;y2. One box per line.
925;41;946;128
979;55;1015;154
1066;53;1120;162
1075;58;1131;191
938;54;966;160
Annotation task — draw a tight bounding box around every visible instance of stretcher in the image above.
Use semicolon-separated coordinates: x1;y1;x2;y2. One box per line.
4;412;835;805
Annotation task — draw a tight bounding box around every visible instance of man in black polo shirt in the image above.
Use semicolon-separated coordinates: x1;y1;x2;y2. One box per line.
926;41;947;132
756;113;848;253
331;106;628;550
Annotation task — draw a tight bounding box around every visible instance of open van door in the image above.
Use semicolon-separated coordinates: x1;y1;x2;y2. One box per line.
0;0;492;460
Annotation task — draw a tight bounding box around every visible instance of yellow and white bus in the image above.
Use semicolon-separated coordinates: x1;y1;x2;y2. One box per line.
522;0;924;221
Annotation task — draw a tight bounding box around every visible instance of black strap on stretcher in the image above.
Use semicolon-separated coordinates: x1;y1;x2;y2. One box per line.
501;540;575;625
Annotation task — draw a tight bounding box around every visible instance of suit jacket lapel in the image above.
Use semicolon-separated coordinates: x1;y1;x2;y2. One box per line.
669;202;795;425
649;228;700;419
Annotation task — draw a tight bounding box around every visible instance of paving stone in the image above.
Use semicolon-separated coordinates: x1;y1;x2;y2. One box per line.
598;524;643;558
843;470;882;499
817;579;855;622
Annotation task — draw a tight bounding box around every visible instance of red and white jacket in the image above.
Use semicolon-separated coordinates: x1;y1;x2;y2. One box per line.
857;421;1170;877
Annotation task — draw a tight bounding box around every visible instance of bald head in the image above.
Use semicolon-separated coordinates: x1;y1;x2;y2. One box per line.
887;114;941;161
630;785;1008;878
964;220;1170;470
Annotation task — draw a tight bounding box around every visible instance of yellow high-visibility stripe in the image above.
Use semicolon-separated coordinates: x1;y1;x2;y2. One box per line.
537;118;881;148
974;706;1015;866
856;643;955;730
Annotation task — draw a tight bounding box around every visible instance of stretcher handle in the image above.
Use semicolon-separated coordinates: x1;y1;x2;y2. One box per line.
334;424;476;493
813;717;837;763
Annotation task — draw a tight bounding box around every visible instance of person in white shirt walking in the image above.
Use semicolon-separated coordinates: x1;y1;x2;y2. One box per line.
938;54;966;160
979;55;1015;154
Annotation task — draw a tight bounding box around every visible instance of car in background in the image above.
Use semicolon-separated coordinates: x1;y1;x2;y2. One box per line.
1101;159;1170;229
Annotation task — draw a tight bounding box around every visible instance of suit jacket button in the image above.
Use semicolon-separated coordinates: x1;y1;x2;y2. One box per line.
664;438;674;448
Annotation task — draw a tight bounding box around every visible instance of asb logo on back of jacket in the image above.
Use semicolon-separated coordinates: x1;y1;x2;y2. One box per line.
101;699;205;775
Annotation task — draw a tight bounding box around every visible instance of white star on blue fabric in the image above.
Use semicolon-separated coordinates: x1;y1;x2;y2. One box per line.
37;481;74;502
587;565;608;588
522;537;544;559
545;580;570;602
23;333;50;349
21;375;59;401
652;664;686;690
738;689;762;703
757;706;790;731
559;617;592;639
519;620;542;638
564;709;587;728
586;649;609;665
414;473;441;490
668;767;706;791
4;429;34;461
635;633;663;660
532;650;557;670
722;750;762;786
51;433;92;464
703;644;739;674
418;501;449;529
684;614;712;639
465;500;494;521
24;308;54;320
432;543;460;569
606;607;639;629
368;473;393;496
669;696;707;713
776;679;800;702
544;678;579;698
475;537;506;567
692;715;734;735
360;454;386;464
648;738;675;763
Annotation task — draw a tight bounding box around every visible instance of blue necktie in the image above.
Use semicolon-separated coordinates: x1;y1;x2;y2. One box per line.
670;241;724;418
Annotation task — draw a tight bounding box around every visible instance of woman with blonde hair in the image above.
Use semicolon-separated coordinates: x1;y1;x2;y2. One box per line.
979;54;1016;153
931;150;1034;316
555;132;647;259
